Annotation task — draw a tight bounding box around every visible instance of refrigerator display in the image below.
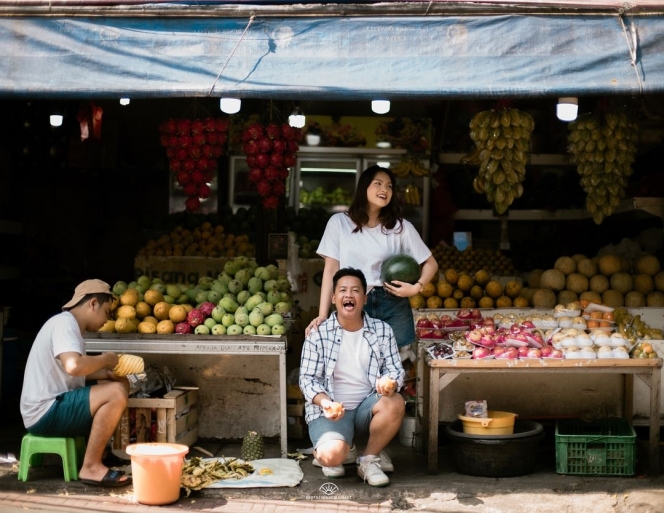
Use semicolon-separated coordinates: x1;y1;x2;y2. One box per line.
293;155;360;212
228;148;431;242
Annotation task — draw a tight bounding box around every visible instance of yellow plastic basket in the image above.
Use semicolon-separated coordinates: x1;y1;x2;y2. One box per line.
457;411;518;435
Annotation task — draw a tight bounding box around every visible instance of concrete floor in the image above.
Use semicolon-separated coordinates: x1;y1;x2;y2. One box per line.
1;412;663;513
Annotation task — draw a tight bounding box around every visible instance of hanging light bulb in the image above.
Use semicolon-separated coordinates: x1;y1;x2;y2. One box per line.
49;114;63;127
371;100;390;115
220;98;241;114
557;97;578;122
288;106;306;128
119;98;130;106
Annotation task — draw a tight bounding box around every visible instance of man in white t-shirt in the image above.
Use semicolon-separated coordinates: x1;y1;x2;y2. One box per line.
20;279;131;487
299;268;405;487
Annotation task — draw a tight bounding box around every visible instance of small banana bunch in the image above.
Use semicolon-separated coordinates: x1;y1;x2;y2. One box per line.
567;107;638;224
112;354;145;377
392;155;429;178
404;184;421;205
469;108;535;214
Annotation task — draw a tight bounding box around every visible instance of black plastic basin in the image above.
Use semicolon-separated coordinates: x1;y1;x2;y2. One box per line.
444;419;545;477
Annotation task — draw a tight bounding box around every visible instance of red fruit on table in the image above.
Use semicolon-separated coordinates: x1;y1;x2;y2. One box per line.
416;318;433;328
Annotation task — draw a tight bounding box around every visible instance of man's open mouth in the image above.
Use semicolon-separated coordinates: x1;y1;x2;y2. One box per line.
343;299;355;310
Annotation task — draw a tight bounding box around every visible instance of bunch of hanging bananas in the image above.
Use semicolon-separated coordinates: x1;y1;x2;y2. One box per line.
112;354;144;377
567;108;638;224
468;108;535;214
391;155;429;178
404;184;421;205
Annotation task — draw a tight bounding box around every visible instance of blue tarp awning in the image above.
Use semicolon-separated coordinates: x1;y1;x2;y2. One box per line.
1;14;663;99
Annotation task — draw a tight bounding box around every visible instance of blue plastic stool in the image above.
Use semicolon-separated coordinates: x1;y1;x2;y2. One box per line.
18;433;86;482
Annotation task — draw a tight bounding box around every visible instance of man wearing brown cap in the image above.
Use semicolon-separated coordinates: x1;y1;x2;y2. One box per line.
20;279;131;487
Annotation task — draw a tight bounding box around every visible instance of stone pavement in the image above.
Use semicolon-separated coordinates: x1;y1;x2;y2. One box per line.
0;419;663;513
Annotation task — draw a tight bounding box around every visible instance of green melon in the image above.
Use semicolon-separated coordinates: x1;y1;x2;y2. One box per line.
380;254;420;284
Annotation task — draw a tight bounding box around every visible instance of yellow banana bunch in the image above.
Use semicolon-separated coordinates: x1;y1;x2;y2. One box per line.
391;156;429;178
410;159;429;177
567;107;638;224
461;147;481;166
469;108;534;214
404;184;421;205
391;158;411;178
112;354;145;377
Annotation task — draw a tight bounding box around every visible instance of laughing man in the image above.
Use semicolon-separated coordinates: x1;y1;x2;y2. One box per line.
299;267;405;487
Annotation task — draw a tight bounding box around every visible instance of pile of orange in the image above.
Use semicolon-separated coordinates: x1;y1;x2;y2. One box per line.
409;268;527;310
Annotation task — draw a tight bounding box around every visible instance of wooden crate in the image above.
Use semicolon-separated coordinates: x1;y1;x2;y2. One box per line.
113;386;199;450
287;384;307;439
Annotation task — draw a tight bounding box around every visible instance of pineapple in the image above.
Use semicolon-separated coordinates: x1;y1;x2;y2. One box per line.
241;431;265;461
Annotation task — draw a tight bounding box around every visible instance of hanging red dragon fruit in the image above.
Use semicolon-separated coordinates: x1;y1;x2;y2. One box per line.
241;122;303;209
159;117;230;212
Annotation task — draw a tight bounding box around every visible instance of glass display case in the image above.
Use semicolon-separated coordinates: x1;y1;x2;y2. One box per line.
228;147;431;242
227;155;255;212
293;153;360;212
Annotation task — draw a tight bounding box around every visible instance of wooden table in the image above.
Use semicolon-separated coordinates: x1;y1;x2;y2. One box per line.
424;357;662;475
85;333;289;457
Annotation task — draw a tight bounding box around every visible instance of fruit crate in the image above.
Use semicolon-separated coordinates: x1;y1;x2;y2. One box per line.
555;418;636;476
113;386;199;451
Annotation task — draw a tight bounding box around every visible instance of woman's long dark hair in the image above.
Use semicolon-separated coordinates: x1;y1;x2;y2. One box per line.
347;165;403;234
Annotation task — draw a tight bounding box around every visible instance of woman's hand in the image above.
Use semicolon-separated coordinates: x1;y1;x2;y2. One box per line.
305;315;326;337
383;280;420;298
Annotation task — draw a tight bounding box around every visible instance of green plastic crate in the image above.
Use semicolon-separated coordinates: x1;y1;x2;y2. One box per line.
555;418;636;476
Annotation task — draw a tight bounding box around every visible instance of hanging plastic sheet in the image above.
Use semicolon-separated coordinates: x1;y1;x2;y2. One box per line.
0;14;662;98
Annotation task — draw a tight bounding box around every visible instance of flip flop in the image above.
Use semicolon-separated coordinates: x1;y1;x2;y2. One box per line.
80;469;132;487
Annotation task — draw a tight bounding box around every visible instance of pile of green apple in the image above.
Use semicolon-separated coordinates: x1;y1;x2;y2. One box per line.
195;257;291;336
112;256;292;336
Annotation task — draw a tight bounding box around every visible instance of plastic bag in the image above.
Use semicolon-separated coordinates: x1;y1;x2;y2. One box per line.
464;400;488;418
135;365;176;398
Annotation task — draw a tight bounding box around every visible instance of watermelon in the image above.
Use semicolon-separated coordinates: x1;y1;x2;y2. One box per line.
380;254;420;284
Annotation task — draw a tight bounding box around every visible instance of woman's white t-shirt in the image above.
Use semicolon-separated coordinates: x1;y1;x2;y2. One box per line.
20;312;86;428
317;213;432;289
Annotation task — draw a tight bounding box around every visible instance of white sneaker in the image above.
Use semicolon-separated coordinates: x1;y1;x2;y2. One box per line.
357;455;389;487
312;445;358;478
321;465;345;478
379;450;394;473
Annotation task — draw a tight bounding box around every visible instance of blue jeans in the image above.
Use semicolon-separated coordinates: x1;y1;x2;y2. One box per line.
364;286;416;348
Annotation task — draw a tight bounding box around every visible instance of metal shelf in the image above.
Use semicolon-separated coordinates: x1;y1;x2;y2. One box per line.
300;146;407;157
439;152;573;166
454;197;664;222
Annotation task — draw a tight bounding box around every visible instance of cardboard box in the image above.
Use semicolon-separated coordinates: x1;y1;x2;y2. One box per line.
113;386;199;450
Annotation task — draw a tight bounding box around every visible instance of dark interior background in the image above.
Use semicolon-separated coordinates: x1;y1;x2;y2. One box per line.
1;95;663;332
